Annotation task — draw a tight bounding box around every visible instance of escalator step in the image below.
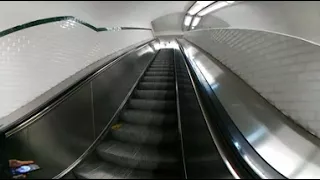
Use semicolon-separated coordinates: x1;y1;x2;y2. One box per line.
97;141;179;170
148;68;174;71
145;72;174;76
153;60;172;63
120;110;176;126
133;90;175;100
152;62;173;65
142;76;174;82
111;123;179;145
151;63;172;65
150;65;174;69
138;82;174;90
128;99;175;111
146;71;173;74
151;65;173;67
74;160;155;179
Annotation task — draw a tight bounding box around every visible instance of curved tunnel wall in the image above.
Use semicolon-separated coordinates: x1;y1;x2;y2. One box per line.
0;18;153;129
207;1;320;45
151;12;185;37
185;28;320;138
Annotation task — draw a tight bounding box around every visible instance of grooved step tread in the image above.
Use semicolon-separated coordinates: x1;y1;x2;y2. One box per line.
142;76;174;82
111;123;179;145
148;68;174;72
134;90;175;100
74;160;155;179
138;82;174;90
120;110;176;126
145;72;174;76
128;99;175;111
97;141;179;170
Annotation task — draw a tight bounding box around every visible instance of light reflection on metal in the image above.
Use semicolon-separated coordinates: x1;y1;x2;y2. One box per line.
246;127;266;144
195;60;215;85
136;46;154;57
243;155;267;179
179;39;286;179
224;160;241;179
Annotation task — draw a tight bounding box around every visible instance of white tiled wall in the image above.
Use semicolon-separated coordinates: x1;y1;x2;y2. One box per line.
0;19;153;127
0;1;190;31
185;28;320;137
209;1;320;44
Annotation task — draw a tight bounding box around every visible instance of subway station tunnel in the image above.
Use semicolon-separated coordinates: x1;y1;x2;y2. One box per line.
1;1;320;179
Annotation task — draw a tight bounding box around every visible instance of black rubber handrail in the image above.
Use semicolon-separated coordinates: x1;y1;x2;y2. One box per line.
0;16;151;39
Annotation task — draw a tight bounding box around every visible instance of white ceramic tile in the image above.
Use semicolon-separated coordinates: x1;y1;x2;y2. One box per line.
0;20;152;127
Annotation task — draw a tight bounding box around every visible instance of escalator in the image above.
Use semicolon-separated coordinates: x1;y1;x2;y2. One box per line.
74;49;184;179
4;40;287;179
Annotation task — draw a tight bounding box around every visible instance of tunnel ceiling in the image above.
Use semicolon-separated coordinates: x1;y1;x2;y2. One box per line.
0;1;193;31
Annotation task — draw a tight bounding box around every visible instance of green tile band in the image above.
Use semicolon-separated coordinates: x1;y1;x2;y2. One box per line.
0;16;151;38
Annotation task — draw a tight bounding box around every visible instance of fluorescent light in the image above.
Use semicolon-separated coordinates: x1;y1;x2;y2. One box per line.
184;15;192;26
198;1;228;16
197;1;215;7
188;4;203;15
192;16;201;26
188;1;215;15
226;1;235;4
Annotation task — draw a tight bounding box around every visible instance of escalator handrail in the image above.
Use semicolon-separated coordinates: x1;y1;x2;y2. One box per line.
175;40;242;178
173;47;188;179
176;39;285;179
54;48;160;179
4;39;155;138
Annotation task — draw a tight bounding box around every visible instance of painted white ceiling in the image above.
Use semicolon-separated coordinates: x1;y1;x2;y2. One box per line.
0;1;193;31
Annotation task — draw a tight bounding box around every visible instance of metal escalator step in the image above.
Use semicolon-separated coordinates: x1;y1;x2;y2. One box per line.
150;65;174;69
145;72;174;76
142;76;174;82
97;141;179;170
138;82;174;90
151;64;173;66
151;63;172;65
74;159;155;179
120;110;176;126
148;68;174;71
152;61;172;62
128;99;175;111
151;64;173;67
148;67;174;72
146;71;173;74
153;60;172;62
111;123;178;145
134;90;175;100
152;62;173;64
